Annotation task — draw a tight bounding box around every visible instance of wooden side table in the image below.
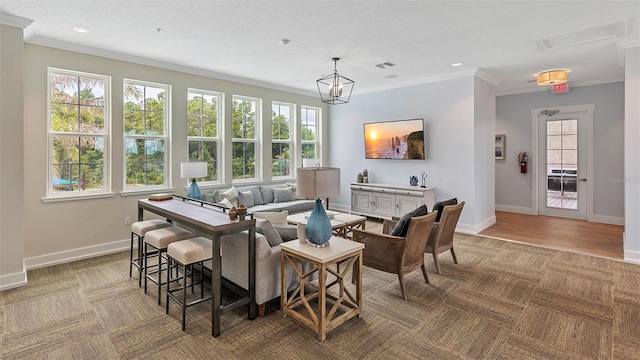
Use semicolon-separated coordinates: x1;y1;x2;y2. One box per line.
280;237;364;341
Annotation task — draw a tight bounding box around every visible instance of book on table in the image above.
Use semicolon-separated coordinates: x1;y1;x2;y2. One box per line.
148;193;173;201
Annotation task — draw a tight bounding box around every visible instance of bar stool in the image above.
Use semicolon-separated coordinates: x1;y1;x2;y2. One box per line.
130;219;172;287
144;226;193;305
166;237;213;331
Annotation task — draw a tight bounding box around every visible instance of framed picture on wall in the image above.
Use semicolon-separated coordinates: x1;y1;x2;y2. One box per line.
495;134;505;160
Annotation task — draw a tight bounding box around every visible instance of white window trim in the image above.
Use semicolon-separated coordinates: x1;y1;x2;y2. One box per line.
231;95;261;183
186;89;224;187
121;79;172;194
44;68;112;202
301;105;322;166
272;101;295;180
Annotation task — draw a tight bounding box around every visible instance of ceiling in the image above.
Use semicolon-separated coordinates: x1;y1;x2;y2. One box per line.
1;1;638;96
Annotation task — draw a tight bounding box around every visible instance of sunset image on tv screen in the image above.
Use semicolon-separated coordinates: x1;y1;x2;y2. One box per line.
364;119;424;160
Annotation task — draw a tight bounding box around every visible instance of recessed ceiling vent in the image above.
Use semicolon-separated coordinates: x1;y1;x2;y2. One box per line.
532;19;630;52
376;62;396;69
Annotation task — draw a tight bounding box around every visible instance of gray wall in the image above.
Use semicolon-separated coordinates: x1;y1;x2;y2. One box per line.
624;46;640;258
495;82;625;221
328;75;496;232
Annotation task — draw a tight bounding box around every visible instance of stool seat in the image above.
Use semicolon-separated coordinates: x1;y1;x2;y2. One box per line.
168;237;212;265
145;227;193;249
132;219;172;237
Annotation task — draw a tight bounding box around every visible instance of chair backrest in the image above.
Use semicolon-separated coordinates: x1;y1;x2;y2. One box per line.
433;201;465;252
402;212;438;267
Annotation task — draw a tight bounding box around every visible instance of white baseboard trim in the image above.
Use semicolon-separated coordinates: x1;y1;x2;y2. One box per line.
456;215;496;235
24;239;130;271
624;249;640;264
0;269;28;291
330;204;351;213
590;214;625;226
495;205;536;215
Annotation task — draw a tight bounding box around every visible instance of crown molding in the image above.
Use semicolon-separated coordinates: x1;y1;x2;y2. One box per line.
353;69;479;96
0;12;34;29
617;39;640;67
26;35;319;98
475;69;501;86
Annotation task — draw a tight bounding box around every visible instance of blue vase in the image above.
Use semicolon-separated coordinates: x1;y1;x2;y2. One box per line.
186;180;201;200
305;199;332;247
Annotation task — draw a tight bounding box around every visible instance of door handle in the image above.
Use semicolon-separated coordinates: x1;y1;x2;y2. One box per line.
579;178;587;182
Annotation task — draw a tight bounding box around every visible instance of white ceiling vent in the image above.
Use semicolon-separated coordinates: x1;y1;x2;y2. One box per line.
532;19;630;52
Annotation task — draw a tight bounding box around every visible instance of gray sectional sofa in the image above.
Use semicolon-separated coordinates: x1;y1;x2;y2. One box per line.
202;184;315;214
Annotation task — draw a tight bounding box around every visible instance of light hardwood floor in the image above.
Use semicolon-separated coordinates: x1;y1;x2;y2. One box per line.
479;211;624;260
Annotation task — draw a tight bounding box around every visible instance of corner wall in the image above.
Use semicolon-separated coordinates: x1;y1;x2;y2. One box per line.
624;46;640;262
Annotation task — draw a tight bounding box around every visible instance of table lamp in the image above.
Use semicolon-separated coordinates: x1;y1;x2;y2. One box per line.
181;162;208;200
296;167;340;247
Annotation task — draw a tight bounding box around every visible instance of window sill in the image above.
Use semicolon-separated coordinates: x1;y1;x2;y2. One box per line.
120;187;175;197
42;192;116;203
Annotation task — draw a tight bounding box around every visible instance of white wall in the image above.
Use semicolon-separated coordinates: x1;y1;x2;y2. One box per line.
328;75;495;233
473;77;497;230
624;46;640;262
495;82;625;221
0;24;26;289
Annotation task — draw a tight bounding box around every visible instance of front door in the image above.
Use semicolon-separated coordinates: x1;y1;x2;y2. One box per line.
537;110;588;219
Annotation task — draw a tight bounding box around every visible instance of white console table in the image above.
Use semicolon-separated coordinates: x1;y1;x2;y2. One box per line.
350;183;435;219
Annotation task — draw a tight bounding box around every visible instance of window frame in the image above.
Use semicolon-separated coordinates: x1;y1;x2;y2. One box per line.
301;105;321;164
122;79;172;193
187;89;224;187
271;101;295;180
231;95;261;183
45;68;113;202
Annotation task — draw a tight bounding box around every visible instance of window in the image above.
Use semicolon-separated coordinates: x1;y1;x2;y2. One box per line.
272;102;294;178
47;68;110;197
187;90;222;183
301;106;320;160
232;96;260;181
123;80;171;190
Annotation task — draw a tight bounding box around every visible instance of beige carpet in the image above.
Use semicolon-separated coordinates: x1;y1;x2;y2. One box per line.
1;232;639;359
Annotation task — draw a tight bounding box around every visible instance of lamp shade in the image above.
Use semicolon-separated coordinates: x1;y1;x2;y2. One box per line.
537;70;568;85
296;167;340;198
180;162;207;179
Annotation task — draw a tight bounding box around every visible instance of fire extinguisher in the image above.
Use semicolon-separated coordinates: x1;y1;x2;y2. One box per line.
519;152;528;173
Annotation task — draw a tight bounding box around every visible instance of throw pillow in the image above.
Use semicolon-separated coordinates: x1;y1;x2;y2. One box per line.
390;204;428;237
217;198;233;209
218;187;238;207
432;198;458;222
245;186;264;205
273;224;298;242
273;187;294;203
253;210;289;225
237;190;255;208
259;185;274;204
255;219;283;247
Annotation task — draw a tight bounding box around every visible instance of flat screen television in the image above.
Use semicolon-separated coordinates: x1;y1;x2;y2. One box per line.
364;118;425;160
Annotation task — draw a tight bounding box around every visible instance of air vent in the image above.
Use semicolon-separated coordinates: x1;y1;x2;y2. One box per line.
376;61;396;69
532;19;630;52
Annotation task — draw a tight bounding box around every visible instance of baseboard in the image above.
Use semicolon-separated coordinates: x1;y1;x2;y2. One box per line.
624;248;640;264
0;268;28;291
495;205;536;215
330;204;351;213
24;239;130;270
455;215;496;235
590;214;625;226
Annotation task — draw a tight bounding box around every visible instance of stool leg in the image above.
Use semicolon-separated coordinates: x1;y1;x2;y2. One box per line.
138;235;144;287
144;243;149;293
129;232;135;278
157;249;163;305
166;257;172;315
182;263;188;331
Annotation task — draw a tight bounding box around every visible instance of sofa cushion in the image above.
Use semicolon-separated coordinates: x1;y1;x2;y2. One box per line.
238;190;255;208
244;185;264;205
259;185;287;204
432;198;458;222
219;187;238;207
255;219;283;247
273;224;298;242
262;200;315;214
253;210;289;225
273;187;294;203
391;204;428;237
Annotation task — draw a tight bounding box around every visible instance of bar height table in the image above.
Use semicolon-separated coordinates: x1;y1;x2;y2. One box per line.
138;198;256;337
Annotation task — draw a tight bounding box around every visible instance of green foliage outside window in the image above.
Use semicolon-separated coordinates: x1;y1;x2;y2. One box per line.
187;92;220;182
232;98;257;179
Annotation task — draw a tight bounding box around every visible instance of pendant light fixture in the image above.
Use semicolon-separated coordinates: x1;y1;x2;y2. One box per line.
537;69;568;86
316;58;355;105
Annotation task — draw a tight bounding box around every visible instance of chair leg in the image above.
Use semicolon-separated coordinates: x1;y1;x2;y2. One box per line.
450;247;458;264
421;264;430;284
397;273;408;301
432;253;441;275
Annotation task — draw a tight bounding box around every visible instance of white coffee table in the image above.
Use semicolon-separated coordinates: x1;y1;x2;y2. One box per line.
287;211;366;239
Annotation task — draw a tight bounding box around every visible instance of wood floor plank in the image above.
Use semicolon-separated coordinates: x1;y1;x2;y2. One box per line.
479;212;624;260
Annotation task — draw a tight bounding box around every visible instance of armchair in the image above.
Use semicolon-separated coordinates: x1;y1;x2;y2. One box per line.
353;212;438;300
425;201;465;274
